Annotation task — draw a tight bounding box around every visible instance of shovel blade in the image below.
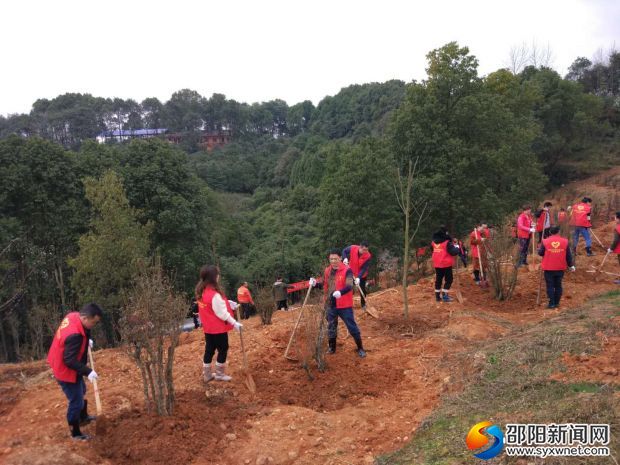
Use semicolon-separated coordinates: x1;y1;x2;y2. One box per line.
455;290;464;303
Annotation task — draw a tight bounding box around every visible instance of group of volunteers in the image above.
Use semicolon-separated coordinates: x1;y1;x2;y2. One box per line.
47;196;619;441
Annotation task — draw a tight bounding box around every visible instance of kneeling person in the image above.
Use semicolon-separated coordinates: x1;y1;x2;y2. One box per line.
310;249;366;358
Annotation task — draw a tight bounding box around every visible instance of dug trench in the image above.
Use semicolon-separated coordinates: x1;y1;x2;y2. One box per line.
0;240;618;465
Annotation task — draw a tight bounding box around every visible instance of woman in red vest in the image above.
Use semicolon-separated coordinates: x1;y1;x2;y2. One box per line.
470;222;490;284
195;265;242;383
537;226;575;308
309;248;366;358
47;303;103;440
431;227;461;303
608;211;620;285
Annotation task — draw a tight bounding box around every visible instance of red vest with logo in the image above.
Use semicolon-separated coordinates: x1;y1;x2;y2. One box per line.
432;240;453;268
570;203;591;227
541;235;569;271
47;312;87;383
349;245;371;279
323;263;354;309
470;229;490;258
536;210;549;232
199;286;234;334
614;224;620;254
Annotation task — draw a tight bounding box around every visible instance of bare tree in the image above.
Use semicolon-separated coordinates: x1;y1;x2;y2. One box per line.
508;42;529;74
394;157;429;320
507;40;554;73
120;259;187;416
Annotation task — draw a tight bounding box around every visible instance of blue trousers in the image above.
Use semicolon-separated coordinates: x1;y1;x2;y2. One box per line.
573;227;591;248
327;307;360;339
58;378;86;425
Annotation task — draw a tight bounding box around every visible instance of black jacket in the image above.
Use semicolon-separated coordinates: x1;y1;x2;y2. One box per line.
432;231;461;256
63;329;92;378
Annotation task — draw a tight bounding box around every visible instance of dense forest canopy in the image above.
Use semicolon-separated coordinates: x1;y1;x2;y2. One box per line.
1;42;618;361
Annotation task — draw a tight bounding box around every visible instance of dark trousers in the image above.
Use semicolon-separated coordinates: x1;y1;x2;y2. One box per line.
434;267;453;291
544;270;564;305
537;228;551;243
192;313;200;329
518;237;530;265
359;277;367;307
204;332;229;364
240;303;254;319
327;307;361;339
276;299;288;310
58;378;86;425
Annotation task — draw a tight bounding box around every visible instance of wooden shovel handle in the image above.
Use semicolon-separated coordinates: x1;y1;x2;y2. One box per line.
87;346;103;416
284;286;312;359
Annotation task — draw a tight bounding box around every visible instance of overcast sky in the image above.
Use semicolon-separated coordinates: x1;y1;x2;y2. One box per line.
1;0;618;115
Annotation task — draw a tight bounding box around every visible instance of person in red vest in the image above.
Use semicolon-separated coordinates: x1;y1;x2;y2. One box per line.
47;303;103;440
517;205;536;267
557;207;568;225
470;222;490;284
342;241;372;310
538;226;575;308
535;201;553;243
309;248;366;358
431;227;461;302
608;211;620;285
196;265;243;383
237;281;256;320
570;197;594;256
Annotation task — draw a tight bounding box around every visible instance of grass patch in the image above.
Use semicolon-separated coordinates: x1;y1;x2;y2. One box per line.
377;293;620;465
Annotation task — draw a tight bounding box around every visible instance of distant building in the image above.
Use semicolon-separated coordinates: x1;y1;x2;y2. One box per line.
96;128;231;151
96;128;168;143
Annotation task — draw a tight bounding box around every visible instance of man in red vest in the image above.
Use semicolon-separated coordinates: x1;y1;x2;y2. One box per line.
538;226;575;308
608;211;620;285
570;197;594;256
309;248;366;358
470;222;490;284
517;205;536;267
557;207;568;225
237;281;256;319
47;303;103;440
535;201;553;243
342;241;372;310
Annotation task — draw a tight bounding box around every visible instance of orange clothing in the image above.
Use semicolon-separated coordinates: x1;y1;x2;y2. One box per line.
237;285;254;304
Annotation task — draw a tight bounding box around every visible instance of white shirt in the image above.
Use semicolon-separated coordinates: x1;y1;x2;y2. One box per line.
211;293;233;323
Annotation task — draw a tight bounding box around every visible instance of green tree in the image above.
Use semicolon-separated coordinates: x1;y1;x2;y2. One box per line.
70;170;152;344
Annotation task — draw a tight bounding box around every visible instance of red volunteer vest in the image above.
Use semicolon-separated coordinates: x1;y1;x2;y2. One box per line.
416;247;427;258
536;210;549;232
432;240;453;268
570;203;591;227
237;286;253;304
541;235;569;271
323;263;354;309
199;286;234;334
558;211;567;224
517;212;532;239
614;224;620;254
470;229;490;258
349;245;371;279
47;312;87;383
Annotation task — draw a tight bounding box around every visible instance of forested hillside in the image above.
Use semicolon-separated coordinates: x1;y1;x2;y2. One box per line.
1;42;618;362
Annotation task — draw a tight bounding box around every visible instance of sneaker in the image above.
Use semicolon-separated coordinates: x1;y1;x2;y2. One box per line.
79;415;97;426
474;280;480;285
357;349;367;358
442;295;453;303
547;303;556;309
327;346;336;354
71;433;92;441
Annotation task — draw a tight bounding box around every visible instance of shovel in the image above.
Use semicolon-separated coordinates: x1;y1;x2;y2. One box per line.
284;286;312;361
535;266;544;305
234;307;256;394
87;346;107;435
590;230;607;250
528;234;539;272
454;259;464;303
476;244;489;288
355;282;380;319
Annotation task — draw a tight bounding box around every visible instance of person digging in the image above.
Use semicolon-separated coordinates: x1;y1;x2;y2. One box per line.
609;211;620;285
47;303;103;440
309;248;366;358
